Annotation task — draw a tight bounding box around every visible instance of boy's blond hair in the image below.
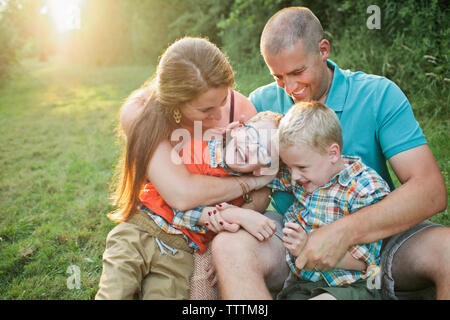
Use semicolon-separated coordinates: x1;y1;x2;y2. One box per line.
278;101;343;154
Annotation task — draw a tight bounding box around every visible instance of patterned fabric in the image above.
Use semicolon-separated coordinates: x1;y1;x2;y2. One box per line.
208;138;224;169
139;204;206;252
189;245;219;300
208;138;243;176
268;155;390;286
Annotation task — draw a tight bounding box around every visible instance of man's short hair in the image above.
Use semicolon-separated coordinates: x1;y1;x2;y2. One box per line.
260;6;324;56
278;101;343;154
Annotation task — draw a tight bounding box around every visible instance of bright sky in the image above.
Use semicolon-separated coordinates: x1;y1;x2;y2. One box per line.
41;0;82;33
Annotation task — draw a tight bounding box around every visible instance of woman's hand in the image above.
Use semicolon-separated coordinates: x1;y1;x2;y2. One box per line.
199;206;240;233
215;204;277;241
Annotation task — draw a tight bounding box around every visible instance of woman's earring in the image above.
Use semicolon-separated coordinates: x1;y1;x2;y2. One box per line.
173;109;182;124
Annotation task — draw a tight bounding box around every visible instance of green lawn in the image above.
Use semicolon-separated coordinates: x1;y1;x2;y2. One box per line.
0;59;152;299
0;58;448;299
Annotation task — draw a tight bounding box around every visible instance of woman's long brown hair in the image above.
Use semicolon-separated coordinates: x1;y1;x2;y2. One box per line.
109;37;234;222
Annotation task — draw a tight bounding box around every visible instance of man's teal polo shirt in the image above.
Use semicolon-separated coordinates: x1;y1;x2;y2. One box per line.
249;60;427;214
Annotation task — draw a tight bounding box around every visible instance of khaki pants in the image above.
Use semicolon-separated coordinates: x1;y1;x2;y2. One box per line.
95;212;194;300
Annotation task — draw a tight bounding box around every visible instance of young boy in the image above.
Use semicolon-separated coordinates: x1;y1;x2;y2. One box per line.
270;101;390;300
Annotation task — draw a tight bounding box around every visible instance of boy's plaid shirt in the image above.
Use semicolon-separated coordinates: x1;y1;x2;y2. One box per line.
269;155;390;287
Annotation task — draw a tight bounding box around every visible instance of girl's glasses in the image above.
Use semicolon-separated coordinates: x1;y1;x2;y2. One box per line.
238;123;272;166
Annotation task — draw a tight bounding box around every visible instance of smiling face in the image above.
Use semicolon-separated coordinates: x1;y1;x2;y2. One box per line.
224;120;278;173
180;86;230;130
279;143;343;194
263;39;331;104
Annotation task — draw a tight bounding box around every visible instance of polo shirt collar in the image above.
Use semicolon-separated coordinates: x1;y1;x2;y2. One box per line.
324;59;347;112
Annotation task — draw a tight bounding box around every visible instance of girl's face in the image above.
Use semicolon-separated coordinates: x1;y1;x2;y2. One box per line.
181;86;229;129
225;120;277;173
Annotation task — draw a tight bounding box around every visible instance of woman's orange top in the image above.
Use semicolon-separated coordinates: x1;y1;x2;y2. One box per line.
139;139;244;253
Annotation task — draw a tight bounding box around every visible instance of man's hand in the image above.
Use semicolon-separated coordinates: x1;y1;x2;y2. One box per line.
295;219;351;272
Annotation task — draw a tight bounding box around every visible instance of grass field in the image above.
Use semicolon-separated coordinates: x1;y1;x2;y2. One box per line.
0;58;448;299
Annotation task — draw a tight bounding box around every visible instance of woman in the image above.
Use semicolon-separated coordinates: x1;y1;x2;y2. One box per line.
96;37;273;299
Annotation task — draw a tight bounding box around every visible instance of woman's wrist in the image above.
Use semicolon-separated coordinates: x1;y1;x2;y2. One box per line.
240;176;258;191
245;174;275;191
234;177;253;203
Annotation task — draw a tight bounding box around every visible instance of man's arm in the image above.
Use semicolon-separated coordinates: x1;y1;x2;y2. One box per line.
296;145;447;271
347;144;447;243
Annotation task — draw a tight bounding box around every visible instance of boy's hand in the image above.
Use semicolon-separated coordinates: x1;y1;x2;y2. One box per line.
283;222;308;257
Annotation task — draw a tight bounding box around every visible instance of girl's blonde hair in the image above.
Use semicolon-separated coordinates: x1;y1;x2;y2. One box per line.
110;37;234;222
278;101;343;154
247;110;283;126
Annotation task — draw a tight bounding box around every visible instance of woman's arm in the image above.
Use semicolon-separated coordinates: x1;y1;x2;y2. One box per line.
121;89;269;211
148;140;274;211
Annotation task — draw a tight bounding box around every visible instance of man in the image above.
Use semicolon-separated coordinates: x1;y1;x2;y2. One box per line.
211;7;449;299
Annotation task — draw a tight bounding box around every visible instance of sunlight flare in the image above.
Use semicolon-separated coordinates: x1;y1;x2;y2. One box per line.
42;0;82;33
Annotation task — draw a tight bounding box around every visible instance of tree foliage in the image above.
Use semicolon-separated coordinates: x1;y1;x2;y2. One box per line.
1;0;449;114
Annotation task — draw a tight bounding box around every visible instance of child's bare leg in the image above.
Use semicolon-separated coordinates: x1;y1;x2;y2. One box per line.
189;245;219;300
